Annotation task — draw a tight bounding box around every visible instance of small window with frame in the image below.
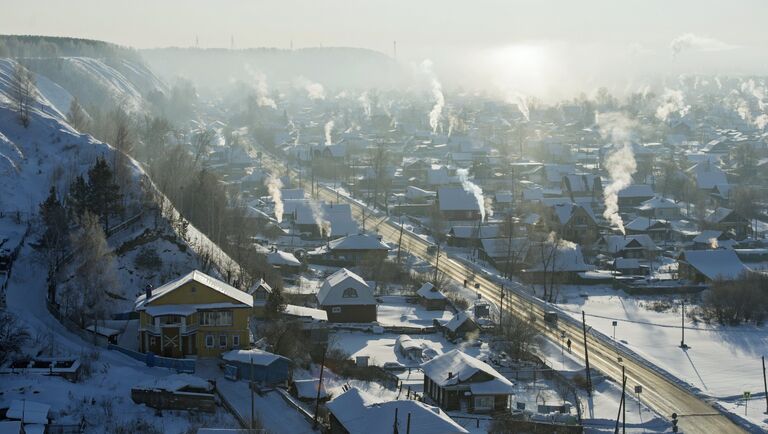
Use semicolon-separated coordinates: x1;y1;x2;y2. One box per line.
331;306;342;313
205;334;214;348
219;335;227;348
232;335;240;348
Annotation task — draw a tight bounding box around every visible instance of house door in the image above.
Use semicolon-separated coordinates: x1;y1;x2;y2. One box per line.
161;327;181;358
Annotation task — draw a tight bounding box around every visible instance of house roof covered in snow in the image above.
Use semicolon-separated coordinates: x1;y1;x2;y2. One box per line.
416;282;446;300
221;349;290;366
449;225;500;239
704;207;738;224
317;268;376;306
327;387;468;434
135;270;253;310
689;161;728;189
421;349;514;392
618;184;655;198
624;217;670;232
247;278;273;295
525;242;593;272
679;249;750;280
283;304;328;322
328;233;390;251
6;400;50;424
267;250;301;267
442;311;477;332
637;196;680;210
437;187;481;212
600;234;659;252
294;379;328;399
479;237;530;260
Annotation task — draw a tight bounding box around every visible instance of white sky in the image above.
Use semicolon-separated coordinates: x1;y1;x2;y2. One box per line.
3;0;767;99
2;0;767;58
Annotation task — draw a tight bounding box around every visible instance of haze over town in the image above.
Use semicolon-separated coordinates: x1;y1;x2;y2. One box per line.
0;2;767;434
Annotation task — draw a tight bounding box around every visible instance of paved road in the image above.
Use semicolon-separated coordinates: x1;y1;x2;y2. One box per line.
332;195;744;432
263;155;746;433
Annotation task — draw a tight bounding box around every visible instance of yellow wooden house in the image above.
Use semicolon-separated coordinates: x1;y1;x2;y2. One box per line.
135;270;253;358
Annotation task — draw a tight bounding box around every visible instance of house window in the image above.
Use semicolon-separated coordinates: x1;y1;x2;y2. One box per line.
474;396;494;410
232;335;240;348
342;288;358;298
150;336;157;346
205;334;214;348
331;307;342;314
219;335;228;348
201;311;233;326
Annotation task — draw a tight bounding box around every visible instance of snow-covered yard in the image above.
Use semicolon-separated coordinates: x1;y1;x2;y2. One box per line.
555;285;768;430
376;295;453;328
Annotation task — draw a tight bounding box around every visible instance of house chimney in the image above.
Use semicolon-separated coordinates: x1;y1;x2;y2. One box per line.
447;371;453;379
145;283;153;299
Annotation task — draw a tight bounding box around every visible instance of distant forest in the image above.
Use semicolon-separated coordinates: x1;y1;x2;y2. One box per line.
0;35;142;62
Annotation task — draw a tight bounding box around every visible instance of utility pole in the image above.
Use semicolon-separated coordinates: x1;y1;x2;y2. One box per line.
397;217;404;264
680;298;686;349
250;355;255;430
499;285;505;328
433;243;441;283
614;364;626;434
763;355;767;414
313;345;327;428
582;311;592;394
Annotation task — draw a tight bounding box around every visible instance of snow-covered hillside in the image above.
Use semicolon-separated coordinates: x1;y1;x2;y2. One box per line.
22;56;166;114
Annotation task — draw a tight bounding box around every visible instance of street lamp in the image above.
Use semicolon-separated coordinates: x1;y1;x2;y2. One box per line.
612;320;618;340
560;330;566;369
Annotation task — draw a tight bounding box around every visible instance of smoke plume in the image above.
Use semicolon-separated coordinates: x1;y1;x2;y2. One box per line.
456;168;488;221
253;72;276;109
294;76;325;100
670;33;737;59
265;174;284;222
709;237;719;249
597;112;638;234
655;89;690;122
359;91;372;119
308;200;329;237
324;120;334;145
422;59;444;133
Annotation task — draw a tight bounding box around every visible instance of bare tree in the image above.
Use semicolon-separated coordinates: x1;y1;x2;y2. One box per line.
12;62;35;127
0;312;30;364
67;97;89;131
192;129;214;166
67;212;117;327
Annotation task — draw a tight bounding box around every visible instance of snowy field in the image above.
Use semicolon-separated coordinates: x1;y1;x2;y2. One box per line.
555;285;768;430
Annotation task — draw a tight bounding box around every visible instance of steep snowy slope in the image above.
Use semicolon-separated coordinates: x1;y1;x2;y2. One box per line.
22;56;166;114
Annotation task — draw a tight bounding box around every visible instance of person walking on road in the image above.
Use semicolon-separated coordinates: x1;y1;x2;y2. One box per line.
566;338;572;353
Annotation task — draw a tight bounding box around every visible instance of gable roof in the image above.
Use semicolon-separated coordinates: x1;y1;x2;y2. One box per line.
704;207;737;224
135;270;253;310
421;349;514;392
267;250;301;267
221;349;290;366
327;388;468;434
637;196;680;210
600;234;658;252
680;249;750;280
618;184;655;198
479;237;530;260
525;242;593;272
449;225;500;239
416;282;447;300
437;187;481;212
328;233;390;251
625;217;670;232
317;268;375;306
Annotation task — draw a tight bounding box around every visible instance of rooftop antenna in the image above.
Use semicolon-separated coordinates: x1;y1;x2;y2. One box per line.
231;35;235;49
393;40;397;59
290;39;293;50
195;34;199;48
